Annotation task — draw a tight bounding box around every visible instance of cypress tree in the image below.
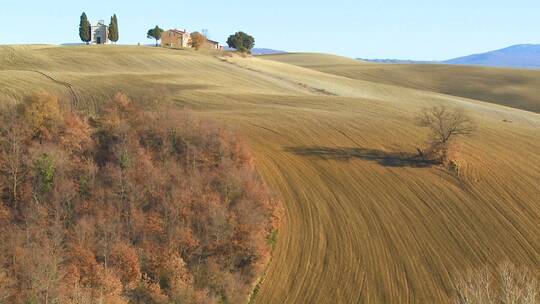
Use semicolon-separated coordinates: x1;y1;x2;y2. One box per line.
108;16;114;43
108;14;119;44
79;12;91;44
114;14;119;42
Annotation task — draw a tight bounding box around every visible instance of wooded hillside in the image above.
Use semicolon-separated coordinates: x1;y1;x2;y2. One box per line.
0;92;281;304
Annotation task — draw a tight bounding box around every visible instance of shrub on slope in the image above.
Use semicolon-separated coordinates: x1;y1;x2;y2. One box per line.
453;261;538;304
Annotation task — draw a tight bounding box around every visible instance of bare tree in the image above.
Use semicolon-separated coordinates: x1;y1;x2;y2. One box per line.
416;105;476;162
454;267;495;304
0;108;27;210
499;261;538;304
453;261;538;304
0;266;14;303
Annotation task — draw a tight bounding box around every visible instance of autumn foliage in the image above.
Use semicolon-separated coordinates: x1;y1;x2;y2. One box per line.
0;92;281;303
189;32;207;50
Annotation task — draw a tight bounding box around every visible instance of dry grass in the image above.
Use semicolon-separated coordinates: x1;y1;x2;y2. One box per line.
262;53;540;113
1;45;539;303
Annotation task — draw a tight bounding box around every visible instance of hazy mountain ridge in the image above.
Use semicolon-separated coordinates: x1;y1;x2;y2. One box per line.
251;48;287;55
359;58;436;64
443;44;540;68
360;44;540;69
223;46;286;55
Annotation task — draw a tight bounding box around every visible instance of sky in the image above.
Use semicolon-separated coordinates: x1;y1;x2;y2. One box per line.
0;0;538;60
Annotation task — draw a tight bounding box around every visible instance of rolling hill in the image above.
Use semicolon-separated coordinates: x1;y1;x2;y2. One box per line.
1;45;539;303
263;53;540;113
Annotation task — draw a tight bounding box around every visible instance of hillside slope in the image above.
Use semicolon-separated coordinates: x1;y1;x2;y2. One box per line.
262;53;540;113
1;45;539;303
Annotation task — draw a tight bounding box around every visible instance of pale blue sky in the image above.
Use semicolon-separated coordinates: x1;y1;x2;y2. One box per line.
0;0;538;60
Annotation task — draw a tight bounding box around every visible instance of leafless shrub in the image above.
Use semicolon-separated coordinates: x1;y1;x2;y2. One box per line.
453;261;538;304
416;105;476;165
498;262;538;304
190;32;207;50
454;267;495;304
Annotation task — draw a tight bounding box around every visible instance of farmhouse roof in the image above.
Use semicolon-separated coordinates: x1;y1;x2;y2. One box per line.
168;29;188;35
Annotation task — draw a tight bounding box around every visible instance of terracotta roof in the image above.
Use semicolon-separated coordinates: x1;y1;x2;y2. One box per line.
206;39;219;45
167;29;188;35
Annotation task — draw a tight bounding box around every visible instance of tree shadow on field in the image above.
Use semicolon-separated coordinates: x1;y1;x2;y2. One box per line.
285;146;438;168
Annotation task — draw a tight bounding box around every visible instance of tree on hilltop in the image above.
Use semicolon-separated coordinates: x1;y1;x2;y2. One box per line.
226;31;255;53
108;14;119;44
147;26;164;47
79;12;91;45
190;32;207;50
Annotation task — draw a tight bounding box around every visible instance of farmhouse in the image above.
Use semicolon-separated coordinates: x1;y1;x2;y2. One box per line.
162;29;190;48
91;20;108;44
161;28;223;50
206;39;224;50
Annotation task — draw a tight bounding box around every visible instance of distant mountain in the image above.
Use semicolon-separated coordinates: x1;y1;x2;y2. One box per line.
443;44;540;68
224;46;286;55
251;48;287;55
359;44;540;69
359;58;436;64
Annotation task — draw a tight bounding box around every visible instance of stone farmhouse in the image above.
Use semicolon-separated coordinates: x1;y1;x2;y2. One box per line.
206;39;224;51
161;28;223;50
161;29;190;48
91;20;108;44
